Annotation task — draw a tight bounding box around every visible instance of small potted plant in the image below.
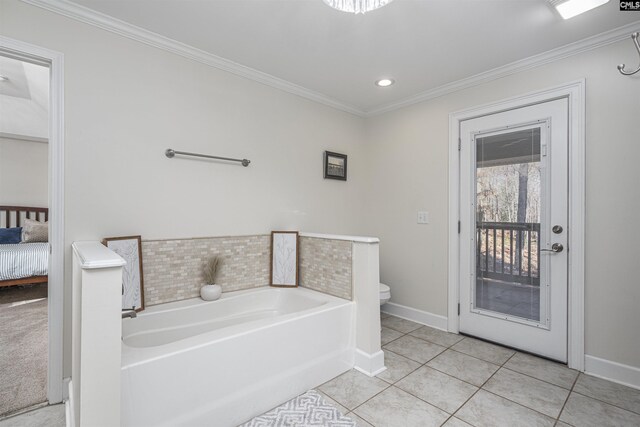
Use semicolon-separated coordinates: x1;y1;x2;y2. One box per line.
200;256;222;301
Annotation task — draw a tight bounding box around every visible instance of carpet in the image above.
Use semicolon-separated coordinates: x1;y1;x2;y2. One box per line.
0;284;48;417
240;390;356;427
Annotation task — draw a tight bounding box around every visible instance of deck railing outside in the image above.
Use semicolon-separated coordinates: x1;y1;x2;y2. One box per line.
476;221;540;286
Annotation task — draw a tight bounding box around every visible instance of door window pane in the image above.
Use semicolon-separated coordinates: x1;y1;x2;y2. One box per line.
475;128;542;321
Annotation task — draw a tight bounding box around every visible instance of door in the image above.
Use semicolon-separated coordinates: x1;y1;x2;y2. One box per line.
459;99;568;362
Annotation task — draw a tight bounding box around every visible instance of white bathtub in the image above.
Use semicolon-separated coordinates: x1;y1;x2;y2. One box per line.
120;287;355;427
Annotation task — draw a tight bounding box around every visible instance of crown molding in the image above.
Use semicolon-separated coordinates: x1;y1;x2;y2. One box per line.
20;0;366;116
19;1;639;118
364;20;640;116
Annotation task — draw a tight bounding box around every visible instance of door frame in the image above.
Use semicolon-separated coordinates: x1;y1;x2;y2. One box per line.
0;36;65;403
447;80;585;370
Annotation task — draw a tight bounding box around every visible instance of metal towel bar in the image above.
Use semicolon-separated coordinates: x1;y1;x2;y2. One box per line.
165;149;251;167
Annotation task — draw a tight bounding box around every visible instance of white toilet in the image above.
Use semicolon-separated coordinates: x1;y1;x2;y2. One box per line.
379;283;391;306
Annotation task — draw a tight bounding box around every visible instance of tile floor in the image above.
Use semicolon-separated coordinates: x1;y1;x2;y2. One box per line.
319;313;640;427
3;315;639;427
0;404;64;427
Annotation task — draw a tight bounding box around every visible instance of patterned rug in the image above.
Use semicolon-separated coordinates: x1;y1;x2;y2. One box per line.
240;390;356;427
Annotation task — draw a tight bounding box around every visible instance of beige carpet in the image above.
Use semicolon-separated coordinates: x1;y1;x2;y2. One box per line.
0;284;48;417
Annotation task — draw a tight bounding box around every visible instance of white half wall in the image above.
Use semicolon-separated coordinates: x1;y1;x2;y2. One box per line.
0;136;48;207
352;240;385;376
363;38;640;371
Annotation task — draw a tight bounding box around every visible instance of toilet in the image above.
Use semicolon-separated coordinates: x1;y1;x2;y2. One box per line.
379;283;391;305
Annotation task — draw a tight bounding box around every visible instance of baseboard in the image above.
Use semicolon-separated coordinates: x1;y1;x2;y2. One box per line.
354;349;386;377
66;379;75;427
381;302;448;331
585;355;640;390
62;377;70;400
65;400;71;427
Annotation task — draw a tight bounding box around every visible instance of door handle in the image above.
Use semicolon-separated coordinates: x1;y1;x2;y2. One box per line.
541;243;563;253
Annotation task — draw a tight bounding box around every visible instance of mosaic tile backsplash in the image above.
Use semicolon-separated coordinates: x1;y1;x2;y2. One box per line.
142;235;270;306
299;236;352;300
142;234;353;306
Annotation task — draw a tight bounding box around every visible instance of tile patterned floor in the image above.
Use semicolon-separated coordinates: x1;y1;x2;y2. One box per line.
319;314;640;427
5;315;636;427
0;404;65;427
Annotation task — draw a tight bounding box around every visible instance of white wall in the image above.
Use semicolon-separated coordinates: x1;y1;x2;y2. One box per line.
0;0;368;378
364;40;640;369
0;137;48;207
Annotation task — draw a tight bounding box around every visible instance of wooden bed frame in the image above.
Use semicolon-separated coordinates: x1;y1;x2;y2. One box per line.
0;205;49;288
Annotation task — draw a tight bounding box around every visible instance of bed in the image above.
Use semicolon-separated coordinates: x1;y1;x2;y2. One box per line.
0;206;49;288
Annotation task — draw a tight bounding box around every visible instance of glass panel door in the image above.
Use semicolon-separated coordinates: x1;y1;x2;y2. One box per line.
474;126;547;324
459;98;568;362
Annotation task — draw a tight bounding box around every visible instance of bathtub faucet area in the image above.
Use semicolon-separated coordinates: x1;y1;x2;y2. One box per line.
121;308;137;319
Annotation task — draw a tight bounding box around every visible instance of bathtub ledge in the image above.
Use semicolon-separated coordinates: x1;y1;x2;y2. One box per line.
300;232;379;243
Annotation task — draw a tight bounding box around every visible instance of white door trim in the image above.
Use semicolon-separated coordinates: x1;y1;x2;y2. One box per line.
0;36;66;402
448;80;585;370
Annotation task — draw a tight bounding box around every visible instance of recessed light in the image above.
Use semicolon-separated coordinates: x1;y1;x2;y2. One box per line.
0;75;8;82
375;78;395;87
323;0;395;14
548;0;609;20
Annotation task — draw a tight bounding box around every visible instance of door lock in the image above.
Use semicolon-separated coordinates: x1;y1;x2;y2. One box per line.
552;225;563;234
541;243;563;253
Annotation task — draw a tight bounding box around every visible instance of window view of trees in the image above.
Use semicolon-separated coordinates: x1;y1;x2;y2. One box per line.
477;162;540;225
476;157;541;285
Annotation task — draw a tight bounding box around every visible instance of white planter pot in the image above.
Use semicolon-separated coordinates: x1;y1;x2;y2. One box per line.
200;284;222;301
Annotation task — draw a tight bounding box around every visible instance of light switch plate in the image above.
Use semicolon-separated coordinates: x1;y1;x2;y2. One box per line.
417;211;429;224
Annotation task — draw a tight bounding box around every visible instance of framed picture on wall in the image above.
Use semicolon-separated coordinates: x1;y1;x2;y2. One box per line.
270;231;299;287
324;151;348;181
102;235;145;312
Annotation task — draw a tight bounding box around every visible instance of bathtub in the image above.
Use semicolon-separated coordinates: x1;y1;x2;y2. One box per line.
120;286;355;427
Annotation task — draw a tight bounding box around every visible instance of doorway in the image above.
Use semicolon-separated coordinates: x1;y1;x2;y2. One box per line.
459;99;568;362
0;50;50;418
0;36;65;411
448;81;585;369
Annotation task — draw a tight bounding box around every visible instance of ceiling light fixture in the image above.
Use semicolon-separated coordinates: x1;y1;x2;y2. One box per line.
322;0;395;14
375;78;395;87
548;0;609;20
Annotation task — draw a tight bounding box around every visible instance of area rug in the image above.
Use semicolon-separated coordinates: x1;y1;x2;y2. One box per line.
240;390;356;427
0;284;48;417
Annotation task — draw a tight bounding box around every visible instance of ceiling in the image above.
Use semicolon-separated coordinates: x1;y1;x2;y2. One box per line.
67;0;639;114
0;56;49;140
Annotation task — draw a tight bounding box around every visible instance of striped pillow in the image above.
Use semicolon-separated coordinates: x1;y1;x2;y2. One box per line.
22;218;49;243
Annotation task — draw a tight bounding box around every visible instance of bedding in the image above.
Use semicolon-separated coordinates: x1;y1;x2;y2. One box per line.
0;243;49;281
0;227;22;244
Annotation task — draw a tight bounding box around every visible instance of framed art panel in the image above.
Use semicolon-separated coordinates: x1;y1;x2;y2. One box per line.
270;231;299;287
102;235;145;311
